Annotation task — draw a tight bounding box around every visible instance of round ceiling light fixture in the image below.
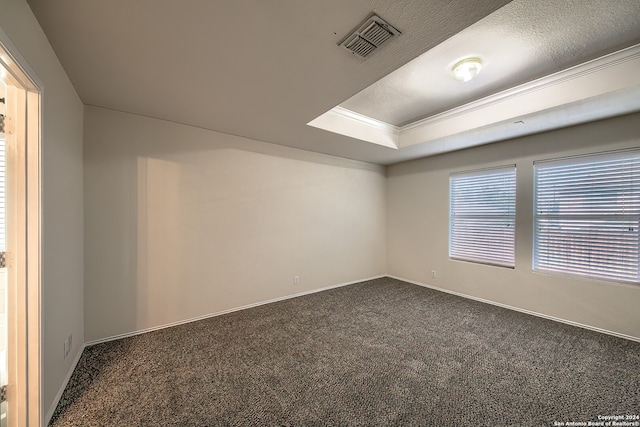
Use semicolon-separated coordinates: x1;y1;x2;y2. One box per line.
451;57;482;82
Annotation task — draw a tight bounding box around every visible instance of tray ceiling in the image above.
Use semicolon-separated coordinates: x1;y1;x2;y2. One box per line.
26;0;640;165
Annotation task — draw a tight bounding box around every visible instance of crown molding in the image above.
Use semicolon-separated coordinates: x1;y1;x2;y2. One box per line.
309;43;640;156
308;105;399;149
401;43;640;134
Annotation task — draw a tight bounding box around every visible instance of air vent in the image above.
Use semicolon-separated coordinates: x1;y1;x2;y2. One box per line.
339;14;401;59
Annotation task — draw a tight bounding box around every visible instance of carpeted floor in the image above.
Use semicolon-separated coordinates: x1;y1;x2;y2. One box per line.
49;277;640;426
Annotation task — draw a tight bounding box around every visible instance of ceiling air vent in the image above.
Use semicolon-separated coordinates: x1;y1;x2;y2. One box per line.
339;14;401;59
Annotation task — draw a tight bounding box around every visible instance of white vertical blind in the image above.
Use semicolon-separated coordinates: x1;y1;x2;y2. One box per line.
534;150;640;283
450;166;516;267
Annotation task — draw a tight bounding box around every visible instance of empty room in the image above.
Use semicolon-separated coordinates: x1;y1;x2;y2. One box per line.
0;0;639;425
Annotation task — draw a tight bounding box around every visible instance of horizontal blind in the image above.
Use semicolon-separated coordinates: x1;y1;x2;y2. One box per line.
450;166;516;267
0;137;4;252
534;151;640;283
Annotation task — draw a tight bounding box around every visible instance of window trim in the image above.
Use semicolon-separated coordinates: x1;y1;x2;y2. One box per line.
533;148;640;286
449;164;517;268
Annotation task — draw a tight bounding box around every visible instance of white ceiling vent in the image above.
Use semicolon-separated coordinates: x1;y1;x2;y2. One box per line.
339;14;401;59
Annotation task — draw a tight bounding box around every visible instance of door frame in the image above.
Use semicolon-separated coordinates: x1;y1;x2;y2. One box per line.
0;27;43;427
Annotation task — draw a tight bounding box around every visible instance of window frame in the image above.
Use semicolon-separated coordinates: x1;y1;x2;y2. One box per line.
449;165;517;268
533;149;640;285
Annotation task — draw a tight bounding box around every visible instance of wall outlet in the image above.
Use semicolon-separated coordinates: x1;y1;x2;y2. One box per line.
64;334;72;359
294;275;299;285
431;270;437;278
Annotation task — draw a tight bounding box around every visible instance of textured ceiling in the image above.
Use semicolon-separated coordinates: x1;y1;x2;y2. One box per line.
341;0;640;126
21;0;511;164
25;0;640;165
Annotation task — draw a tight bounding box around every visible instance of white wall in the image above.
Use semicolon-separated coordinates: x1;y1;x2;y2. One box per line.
0;0;85;419
83;106;387;342
387;112;640;340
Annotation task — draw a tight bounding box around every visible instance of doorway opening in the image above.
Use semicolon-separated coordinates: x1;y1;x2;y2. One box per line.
0;33;42;427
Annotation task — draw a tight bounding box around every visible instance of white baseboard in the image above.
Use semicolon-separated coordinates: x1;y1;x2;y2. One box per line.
45;344;86;425
48;275;383;423
45;273;638;424
389;275;640;343
85;275;386;347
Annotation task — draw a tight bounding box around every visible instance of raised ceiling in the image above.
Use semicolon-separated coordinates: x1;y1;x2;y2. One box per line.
340;0;640;126
26;0;640;165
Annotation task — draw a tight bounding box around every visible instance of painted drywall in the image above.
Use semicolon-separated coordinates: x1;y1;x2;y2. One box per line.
387;112;640;340
0;0;85;420
83;106;387;342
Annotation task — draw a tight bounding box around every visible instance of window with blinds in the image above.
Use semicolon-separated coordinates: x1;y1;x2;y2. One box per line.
449;166;516;267
0;136;4;252
534;150;640;284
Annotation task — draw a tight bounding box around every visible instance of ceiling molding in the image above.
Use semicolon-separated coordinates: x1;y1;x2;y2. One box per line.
402;43;640;133
309;43;640;155
308;106;399;149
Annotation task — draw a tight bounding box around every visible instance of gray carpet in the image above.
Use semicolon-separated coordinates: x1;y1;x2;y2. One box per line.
49;277;640;426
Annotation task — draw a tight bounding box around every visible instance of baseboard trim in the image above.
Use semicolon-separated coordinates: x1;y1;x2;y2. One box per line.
388;275;640;343
45;344;86;425
47;275;383;424
85;275;386;347
45;273;638;424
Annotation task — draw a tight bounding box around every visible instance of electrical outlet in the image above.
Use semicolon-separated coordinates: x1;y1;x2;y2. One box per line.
431;270;437;278
294;275;299;285
64;334;72;359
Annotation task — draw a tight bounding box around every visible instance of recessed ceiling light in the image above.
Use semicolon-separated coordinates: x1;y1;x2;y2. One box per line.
451;57;482;82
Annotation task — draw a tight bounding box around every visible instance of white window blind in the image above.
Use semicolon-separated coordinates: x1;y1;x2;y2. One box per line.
450;166;516;267
534;150;640;284
0;136;4;252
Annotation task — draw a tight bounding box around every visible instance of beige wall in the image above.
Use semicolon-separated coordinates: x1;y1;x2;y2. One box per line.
0;0;85;419
83;106;387;342
387;112;640;340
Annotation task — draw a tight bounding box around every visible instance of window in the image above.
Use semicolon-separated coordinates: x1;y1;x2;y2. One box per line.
0;136;4;251
534;150;640;284
449;166;516;267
